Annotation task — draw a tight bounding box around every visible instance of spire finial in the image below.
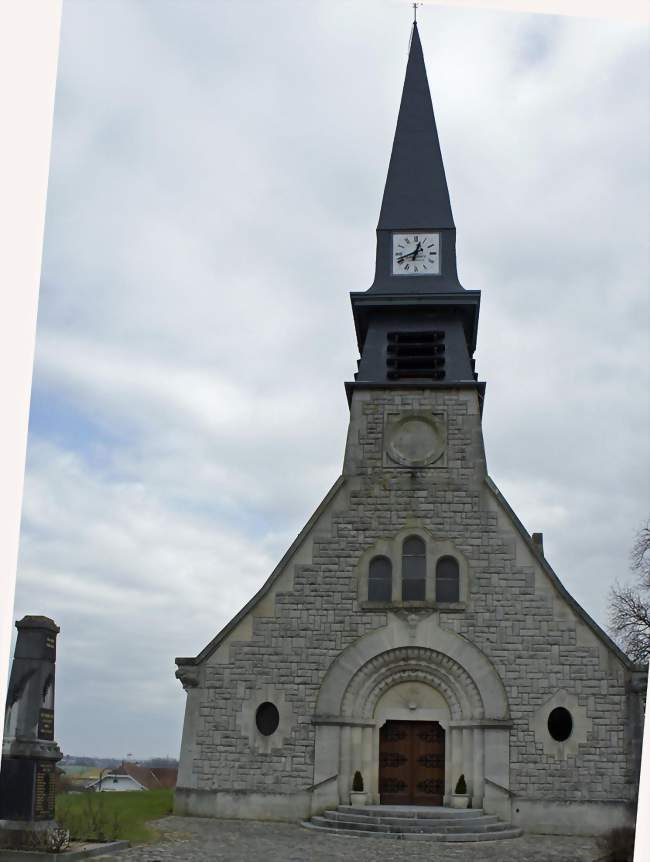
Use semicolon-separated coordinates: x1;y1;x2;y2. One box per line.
413;2;422;23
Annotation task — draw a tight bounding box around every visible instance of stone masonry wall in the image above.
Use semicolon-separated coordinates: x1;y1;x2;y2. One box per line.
186;387;633;803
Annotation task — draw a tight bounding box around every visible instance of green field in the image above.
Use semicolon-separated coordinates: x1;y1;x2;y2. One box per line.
56;789;174;845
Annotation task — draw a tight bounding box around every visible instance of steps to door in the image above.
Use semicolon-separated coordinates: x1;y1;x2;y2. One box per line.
302;805;523;842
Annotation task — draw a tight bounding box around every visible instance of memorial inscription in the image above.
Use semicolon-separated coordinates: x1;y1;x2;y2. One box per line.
34;762;56;820
38;708;55;741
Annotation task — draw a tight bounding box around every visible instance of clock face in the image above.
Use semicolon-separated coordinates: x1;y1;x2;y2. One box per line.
392;233;440;276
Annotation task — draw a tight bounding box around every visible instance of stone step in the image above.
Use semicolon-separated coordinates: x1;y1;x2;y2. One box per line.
325;810;499;828
316;815;510;835
443;829;524;842
302;821;524;842
302;821;408;841
320;814;502;833
312;817;392;833
337;804;483;819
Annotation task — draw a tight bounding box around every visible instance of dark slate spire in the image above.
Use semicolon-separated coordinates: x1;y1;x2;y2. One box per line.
346;20;484;408
367;22;461;294
378;23;454;231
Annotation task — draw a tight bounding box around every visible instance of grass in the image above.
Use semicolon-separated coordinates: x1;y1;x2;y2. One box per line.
56;789;174;845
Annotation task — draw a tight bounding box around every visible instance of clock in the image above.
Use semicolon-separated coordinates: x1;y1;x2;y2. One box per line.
392;233;440;276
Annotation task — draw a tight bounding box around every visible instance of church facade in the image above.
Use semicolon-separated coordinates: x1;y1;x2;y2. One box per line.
174;24;645;835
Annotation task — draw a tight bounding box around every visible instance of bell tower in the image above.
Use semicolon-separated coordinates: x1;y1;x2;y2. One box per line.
347;23;483;406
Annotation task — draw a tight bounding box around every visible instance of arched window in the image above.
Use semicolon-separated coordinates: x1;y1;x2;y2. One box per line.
402;536;426;600
368;556;392;602
436;556;460;602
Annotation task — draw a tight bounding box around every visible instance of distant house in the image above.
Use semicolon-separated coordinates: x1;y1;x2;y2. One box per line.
87;772;142;793
86;762;178;792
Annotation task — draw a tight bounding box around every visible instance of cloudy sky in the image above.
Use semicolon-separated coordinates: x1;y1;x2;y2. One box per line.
11;1;649;759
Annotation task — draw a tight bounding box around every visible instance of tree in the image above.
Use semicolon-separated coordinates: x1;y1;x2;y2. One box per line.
609;520;650;666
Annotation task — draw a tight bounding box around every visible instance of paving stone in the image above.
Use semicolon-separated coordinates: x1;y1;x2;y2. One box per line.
102;816;605;862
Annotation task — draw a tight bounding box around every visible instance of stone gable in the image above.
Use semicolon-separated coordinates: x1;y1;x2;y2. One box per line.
175;388;642;832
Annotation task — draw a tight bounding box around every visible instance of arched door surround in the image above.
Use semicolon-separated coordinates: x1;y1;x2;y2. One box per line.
312;617;511;812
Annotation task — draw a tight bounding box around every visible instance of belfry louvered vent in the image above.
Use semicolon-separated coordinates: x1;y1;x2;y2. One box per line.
386;331;446;380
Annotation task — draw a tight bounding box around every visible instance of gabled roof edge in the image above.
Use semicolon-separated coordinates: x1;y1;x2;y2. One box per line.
86;773;146;791
485;475;638;672
176;475;347;668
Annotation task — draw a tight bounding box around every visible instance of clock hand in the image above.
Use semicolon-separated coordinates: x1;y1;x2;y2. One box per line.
397;243;424;264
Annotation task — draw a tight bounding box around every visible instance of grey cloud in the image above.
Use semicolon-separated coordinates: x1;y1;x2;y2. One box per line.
13;1;649;757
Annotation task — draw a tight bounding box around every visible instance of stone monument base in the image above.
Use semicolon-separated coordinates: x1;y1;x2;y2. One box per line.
0;819;69;853
0;839;129;861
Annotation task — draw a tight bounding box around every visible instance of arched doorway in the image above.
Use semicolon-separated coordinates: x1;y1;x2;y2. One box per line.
373;678;449;805
339;646;483;806
312;620;511;817
379;719;445;805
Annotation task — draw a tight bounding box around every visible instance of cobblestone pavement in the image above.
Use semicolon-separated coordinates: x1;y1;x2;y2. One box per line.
95;816;606;862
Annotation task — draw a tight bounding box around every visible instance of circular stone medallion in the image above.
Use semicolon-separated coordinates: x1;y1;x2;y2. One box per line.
386;415;445;467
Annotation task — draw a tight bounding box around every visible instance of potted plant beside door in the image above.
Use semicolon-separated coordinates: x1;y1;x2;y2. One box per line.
350;770;368;806
451;774;471;809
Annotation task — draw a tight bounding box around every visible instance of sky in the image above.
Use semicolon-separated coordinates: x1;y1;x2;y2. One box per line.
10;0;649;759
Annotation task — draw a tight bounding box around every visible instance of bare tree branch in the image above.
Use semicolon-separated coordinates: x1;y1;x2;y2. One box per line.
608;520;650;666
630;520;650;588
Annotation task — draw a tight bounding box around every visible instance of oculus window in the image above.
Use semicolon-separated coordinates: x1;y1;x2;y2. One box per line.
255;702;280;736
547;707;572;742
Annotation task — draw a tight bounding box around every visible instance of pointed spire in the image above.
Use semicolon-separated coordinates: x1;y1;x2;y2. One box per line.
378;23;454;230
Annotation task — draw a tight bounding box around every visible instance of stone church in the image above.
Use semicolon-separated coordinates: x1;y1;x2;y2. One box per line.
175;24;645;836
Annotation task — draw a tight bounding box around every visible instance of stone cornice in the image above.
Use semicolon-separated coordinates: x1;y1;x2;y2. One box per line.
310;715;512;729
2;739;62;761
311;715;377;727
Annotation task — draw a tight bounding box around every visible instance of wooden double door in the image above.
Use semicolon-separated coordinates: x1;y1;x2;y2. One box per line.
378;720;445;805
